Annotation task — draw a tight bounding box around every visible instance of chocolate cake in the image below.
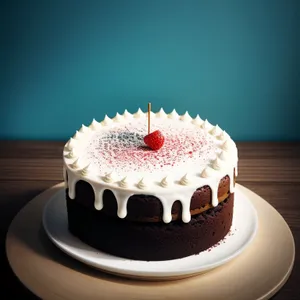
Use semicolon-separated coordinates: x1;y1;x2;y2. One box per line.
63;108;238;261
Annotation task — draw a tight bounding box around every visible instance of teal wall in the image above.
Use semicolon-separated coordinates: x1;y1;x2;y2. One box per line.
1;0;299;141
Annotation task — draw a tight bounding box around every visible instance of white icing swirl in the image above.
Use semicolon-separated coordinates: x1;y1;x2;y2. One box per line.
209;125;221;136
212;157;223;170
156;108;167;118
168;109;179;119
119;177;129;188
71;158;80;169
179;174;190;185
113;113;123;122
103;172;115;183
221;140;231;151
89;119;101;131
101;115;113;126
65;137;76;151
79;124;90;133
218;150;228;161
180;111;192;122
134;108;144;118
65;149;76;159
81;163;92;176
201;119;212;130
201;167;213;178
217;130;227;140
123;109;132;119
137;178;147;189
160;176;171;187
73;131;83;140
192;114;203;126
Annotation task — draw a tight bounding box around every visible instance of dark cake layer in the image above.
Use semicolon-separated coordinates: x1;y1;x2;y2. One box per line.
66;193;234;261
71;172;234;222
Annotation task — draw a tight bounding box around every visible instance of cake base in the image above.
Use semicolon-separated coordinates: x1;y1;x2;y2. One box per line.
67;194;234;261
5;183;295;300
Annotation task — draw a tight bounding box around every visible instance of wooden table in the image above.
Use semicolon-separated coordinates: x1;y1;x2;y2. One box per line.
1;141;299;299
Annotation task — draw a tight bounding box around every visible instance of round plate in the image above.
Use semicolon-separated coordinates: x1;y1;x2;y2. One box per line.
6;183;295;299
42;185;258;279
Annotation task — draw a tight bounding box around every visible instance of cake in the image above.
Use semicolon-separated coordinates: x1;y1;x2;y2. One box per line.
63;108;238;261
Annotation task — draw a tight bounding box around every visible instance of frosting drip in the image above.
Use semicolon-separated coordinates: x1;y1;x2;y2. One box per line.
63;108;238;223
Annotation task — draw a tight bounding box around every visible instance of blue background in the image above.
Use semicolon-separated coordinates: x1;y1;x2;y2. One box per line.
1;0;299;141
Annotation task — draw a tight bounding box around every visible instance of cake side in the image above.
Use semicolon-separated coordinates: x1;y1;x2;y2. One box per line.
67;190;234;261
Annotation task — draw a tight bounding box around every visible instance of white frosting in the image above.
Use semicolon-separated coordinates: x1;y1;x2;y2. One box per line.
134;108;144;118
168;109;179;119
156;108;167;118
63;109;238;224
103;172;116;183
192;114;203;126
101;115;113;126
73;131;83;140
160;176;171;188
113;113;123;122
201;167;214;178
79;124;90;133
123;109;132;119
180;111;192;122
89;119;101;131
201;119;212;130
209;125;221;136
119;177;129;188
65;137;76;151
71;158;81;169
137;178;147;189
179;174;190;186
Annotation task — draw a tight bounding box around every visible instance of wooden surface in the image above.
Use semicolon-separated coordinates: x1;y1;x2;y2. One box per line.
1;141;300;299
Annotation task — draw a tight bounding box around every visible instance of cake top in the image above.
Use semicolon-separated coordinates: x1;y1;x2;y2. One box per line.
63;108;238;193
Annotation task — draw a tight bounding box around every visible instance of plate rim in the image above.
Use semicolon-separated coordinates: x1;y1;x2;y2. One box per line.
42;186;258;278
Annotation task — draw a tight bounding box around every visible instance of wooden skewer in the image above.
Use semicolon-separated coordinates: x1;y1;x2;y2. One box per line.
148;102;151;134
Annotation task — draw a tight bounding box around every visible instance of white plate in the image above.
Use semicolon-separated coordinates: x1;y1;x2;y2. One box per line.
42;186;258;279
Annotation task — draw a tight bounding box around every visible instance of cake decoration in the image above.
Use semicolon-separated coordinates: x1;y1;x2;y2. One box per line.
89;118;101;131
200;167;213;178
101;115;113;126
137;178;147;189
79;124;90;133
143;103;165;150
168;109;179;119
123;109;132;119
217;130;227;140
134;108;144;118
212;157;223;170
119;177;129;188
81;163;92;176
103;172;115;183
160;176;171;187
180;111;192;122
65;137;76;151
221;140;230;151
156;108;167;118
71;158;80;169
113;112;123;122
73;130;83;140
201;119;212;130
209;124;221;136
179;173;190;185
192;114;203;126
63;108;238;225
65;149;75;159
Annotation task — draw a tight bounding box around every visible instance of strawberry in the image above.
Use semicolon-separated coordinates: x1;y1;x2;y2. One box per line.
144;130;165;150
